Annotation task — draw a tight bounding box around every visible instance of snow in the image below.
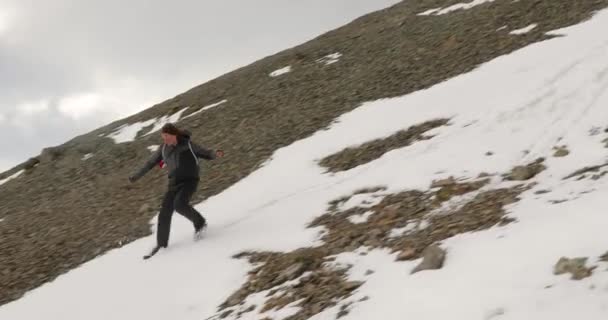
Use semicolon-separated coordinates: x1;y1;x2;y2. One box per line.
106;119;156;143
0;170;24;186
105;107;189;143
510;23;538;35
142;107;190;136
418;8;441;16
82;153;94;161
348;210;375;224
182;100;227;119
318;52;343;65
270;66;292;77
389;219;429;237
418;0;497;16
336;190;386;211
3;7;608;320
147;145;160;153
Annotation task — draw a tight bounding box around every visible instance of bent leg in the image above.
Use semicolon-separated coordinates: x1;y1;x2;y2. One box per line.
173;179;206;229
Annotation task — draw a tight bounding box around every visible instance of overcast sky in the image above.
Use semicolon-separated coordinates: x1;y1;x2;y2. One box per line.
0;0;400;172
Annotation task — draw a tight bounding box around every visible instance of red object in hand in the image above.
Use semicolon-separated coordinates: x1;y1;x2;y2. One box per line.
159;160;165;168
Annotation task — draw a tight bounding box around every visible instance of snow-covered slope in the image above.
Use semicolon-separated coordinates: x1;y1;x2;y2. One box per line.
3;8;608;320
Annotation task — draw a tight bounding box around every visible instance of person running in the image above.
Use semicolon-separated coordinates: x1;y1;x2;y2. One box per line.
129;123;224;259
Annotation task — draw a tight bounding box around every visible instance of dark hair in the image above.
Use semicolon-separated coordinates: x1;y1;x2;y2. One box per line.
161;123;181;136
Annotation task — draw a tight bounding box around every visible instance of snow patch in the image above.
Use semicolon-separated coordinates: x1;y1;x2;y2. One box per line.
317;52;343;65
389;219;429;237
418;0;497;16
105;107;189;143
337;192;386;211
182;100;227;119
82;153;94;161
0;170;24;186
510;24;538;35
418;8;441;16
143;107;189;136
147;145;160;153
106;119;156;143
270;66;292;77
348;210;375;224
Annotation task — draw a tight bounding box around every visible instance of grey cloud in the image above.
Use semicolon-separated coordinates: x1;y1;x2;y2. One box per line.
0;0;401;171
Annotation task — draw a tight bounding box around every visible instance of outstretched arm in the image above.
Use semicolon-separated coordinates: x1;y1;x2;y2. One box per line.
130;147;162;181
190;142;219;160
190;142;224;160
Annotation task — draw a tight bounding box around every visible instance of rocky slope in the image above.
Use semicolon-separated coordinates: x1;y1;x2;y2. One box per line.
1;0;608;308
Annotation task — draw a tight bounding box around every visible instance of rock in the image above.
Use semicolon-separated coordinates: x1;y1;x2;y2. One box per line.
486;151;494;156
600;251;608;262
506;158;546;181
23;157;40;170
534;189;551;194
40;146;67;163
365;269;374;276
396;248;416;261
411;244;446;274
553;257;595;280
223;289;247;308
553;146;570;157
431;177;456;188
219;309;233;319
343;281;364;291
337;304;350;318
278;262;306;282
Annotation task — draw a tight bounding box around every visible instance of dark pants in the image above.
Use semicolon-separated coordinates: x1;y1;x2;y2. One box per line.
157;178;206;247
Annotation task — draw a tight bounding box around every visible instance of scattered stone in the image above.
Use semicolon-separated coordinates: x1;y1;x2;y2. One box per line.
411;244;446;274
214;175;524;319
563;162;608;180
549;199;568;204
396;248;417;261
344;281;364;291
553;146;570;157
534;189;551;194
486;151;494;156
554;257;596;280
319;119;449;172
337;303;351;318
433;178;490;203
359;296;370;302
219;309;233;319
505;158;546;181
365;270;374;276
431;176;457;188
278;263;307;282
599;251;608;262
589;126;602;136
